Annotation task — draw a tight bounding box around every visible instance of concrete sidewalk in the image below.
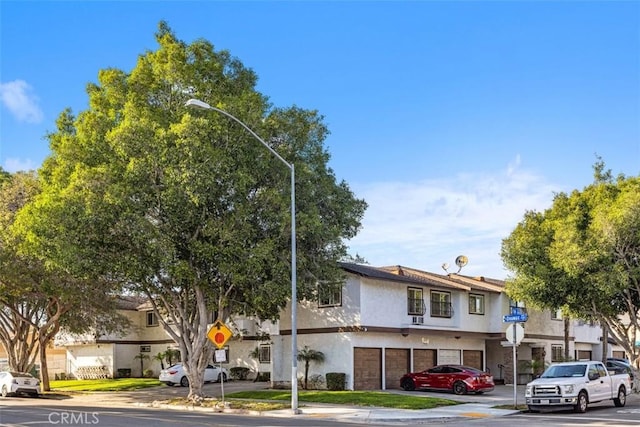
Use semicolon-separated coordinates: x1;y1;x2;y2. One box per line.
251;402;520;424
144;384;527;424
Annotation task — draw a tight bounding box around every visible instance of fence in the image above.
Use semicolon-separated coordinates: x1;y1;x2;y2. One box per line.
74;365;110;379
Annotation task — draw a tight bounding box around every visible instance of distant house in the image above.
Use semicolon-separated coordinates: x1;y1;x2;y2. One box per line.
54;295;176;379
46;263;628;388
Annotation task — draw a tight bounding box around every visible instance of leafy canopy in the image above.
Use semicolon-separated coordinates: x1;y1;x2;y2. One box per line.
14;21;366;400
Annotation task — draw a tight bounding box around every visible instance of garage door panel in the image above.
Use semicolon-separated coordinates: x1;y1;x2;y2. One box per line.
463;350;483;370
413;349;436;372
354;347;381;390
385;349;409;389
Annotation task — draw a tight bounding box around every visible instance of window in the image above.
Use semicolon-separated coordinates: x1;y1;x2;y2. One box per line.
469;294;484;315
146;311;158;327
407;287;425;315
551;345;563;362
140;345;151;353
258;345;271;363
551;308;563;320
318;284;342;307
431;291;452;318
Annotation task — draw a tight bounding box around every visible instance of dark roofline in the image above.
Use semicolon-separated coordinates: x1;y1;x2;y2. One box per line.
338;262;432;286
339;262;505;292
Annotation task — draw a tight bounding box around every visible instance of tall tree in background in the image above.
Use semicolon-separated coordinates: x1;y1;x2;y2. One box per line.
16;22;366;402
0;172;128;390
502;160;640;366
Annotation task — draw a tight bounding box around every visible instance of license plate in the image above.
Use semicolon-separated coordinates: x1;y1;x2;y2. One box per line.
540;399;549;404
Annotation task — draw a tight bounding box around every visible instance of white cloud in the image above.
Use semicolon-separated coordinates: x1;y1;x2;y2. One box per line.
3;157;36;173
346;160;561;279
0;80;44;123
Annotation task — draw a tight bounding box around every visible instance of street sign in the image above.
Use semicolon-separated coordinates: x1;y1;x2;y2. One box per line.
207;321;233;349
506;323;525;345
503;313;528;322
510;306;526;316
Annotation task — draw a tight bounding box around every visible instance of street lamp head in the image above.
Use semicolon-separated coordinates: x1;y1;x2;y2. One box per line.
185;98;213;110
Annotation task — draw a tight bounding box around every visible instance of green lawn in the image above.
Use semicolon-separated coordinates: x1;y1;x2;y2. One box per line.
48;379;459;410
50;378;162;392
227;390;459;410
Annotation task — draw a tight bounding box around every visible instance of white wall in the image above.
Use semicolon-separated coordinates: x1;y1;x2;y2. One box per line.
67;344;114;377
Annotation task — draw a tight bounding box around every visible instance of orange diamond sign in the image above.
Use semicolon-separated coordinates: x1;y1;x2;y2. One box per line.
207;321;233;349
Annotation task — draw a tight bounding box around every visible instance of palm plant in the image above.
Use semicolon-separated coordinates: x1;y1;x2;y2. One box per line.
297;346;325;389
153;352;166;370
134;353;150;377
165;348;180;366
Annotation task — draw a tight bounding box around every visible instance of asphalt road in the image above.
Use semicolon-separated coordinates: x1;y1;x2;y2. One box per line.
1;381;639;426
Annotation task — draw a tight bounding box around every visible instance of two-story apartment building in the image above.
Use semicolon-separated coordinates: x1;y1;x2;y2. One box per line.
231;262;625;390
46;262;627;389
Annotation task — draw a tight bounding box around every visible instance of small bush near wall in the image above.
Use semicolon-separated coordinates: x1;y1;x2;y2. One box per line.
255;372;270;382
307;374;325;390
326;372;346;391
116;368;131;378
230;367;251;380
143;369;155;378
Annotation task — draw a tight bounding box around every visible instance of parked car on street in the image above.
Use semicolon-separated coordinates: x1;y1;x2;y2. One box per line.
525;360;631;413
606;360;636;390
0;371;40;397
400;364;495;395
159;363;229;387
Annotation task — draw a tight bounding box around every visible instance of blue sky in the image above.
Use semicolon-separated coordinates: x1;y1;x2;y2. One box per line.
1;1;639;279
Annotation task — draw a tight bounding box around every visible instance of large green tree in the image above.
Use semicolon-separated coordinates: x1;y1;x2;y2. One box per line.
16;22;366;401
502;160;640;366
0;172;127;391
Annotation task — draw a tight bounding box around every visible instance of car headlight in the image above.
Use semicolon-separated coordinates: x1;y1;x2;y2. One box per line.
561;385;574;394
525;386;532;396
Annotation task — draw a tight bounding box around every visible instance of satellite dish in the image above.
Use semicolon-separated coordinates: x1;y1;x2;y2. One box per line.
455;255;468;272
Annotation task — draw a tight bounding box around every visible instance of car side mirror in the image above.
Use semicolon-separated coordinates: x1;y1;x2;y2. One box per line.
588;372;599;381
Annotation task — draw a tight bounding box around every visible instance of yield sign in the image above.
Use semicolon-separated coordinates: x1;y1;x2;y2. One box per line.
207;321;233;349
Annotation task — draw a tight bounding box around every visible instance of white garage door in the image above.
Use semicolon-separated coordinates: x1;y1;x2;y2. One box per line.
438;349;461;365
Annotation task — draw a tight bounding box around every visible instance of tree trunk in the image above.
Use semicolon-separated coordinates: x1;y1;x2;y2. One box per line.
38;338;50;391
304;361;310;390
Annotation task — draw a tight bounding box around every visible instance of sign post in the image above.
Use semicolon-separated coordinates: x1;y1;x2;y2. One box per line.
503;308;527;409
207;321;233;406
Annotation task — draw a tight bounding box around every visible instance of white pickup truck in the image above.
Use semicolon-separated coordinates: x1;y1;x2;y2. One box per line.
525;360;631;413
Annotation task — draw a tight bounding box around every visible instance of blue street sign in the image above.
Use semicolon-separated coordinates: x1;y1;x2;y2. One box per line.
503;313;528;322
511;306;526;316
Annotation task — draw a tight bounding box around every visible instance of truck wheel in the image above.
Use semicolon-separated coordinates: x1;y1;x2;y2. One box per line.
527;405;539;413
613;385;626;407
574;391;588;413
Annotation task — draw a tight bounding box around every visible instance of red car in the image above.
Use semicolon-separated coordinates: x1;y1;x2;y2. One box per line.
400;364;495;395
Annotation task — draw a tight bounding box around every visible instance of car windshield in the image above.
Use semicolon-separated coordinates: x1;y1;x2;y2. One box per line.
540;364;586;378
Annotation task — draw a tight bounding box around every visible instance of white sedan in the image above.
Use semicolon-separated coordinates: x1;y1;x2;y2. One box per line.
0;371;40;397
159;363;229;387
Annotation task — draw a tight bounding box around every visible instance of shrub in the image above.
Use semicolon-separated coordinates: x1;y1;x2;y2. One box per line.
143;369;155;378
307;374;325;390
255;372;270;382
230;367;251;380
326;372;346;391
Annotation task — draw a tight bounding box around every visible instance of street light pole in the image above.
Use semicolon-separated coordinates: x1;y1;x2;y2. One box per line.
185;99;298;414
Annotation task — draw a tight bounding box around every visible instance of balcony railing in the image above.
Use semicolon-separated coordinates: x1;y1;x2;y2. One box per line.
431;301;453;318
408;298;426;315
